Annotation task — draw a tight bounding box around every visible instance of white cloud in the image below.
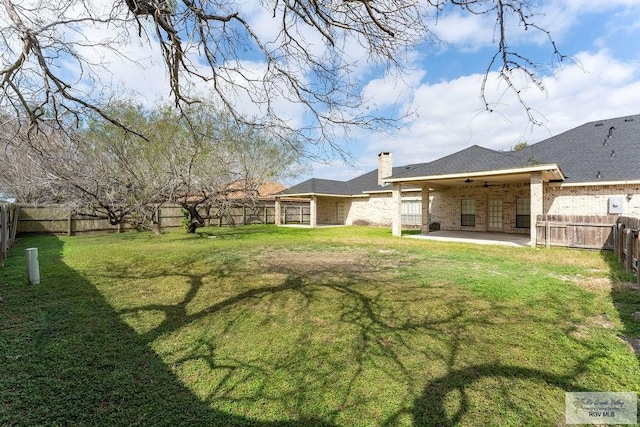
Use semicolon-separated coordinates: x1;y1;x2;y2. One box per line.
317;49;640;181
429;11;495;52
426;0;640;53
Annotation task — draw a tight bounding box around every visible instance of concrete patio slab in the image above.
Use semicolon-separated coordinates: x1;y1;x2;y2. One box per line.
406;231;532;247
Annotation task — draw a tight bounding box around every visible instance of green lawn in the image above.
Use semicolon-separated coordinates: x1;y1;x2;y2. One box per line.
1;225;638;426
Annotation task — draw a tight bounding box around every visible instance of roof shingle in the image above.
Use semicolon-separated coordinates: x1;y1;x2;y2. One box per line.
279;113;640;196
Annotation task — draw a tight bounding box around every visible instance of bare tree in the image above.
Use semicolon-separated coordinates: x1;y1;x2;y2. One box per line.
0;0;564;150
154;103;303;232
0;102;303;233
0;107;169;232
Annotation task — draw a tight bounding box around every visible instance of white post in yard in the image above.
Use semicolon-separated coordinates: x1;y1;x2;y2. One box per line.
25;247;40;285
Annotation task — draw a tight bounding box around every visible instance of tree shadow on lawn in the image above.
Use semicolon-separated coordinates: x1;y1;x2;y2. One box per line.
96;249;615;426
600;250;640;360
0;235;333;426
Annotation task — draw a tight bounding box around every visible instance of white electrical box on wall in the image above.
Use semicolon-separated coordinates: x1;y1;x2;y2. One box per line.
609;196;624;214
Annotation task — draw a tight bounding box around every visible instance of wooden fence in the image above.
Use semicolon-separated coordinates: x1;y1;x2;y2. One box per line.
614;216;640;285
0;203;19;267
536;214;618;250
15;202;310;235
536;214;639;284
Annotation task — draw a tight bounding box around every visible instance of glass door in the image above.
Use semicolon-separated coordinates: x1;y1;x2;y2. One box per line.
488;200;503;231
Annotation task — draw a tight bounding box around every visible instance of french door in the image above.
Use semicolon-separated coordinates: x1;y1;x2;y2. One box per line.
488;200;503;231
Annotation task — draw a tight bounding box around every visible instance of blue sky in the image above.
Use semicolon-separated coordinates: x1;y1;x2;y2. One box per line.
307;0;640;184
12;1;638;186
301;1;640;184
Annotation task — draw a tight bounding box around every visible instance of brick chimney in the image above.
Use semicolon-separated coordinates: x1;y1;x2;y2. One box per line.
378;152;392;186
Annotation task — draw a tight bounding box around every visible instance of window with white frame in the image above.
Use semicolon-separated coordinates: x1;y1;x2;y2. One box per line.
401;200;422;226
516;198;531;228
461;199;475;227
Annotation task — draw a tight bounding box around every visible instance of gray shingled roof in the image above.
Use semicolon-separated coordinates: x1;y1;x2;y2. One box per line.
278;178;352;196
511;114;640;183
279;113;640;196
278;165;417;196
390;145;528;179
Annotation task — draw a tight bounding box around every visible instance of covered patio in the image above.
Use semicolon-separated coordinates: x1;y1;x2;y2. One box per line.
385;161;565;247
406;230;531;247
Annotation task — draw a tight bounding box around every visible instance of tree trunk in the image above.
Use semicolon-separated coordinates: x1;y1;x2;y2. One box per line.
185;204;205;233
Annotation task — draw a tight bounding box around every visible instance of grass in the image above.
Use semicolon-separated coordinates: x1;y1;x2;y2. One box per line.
0;225;638;426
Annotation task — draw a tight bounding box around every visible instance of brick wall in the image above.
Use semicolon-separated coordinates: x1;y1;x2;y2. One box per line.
430;182;640;233
546;184;640;217
430;183;530;234
314;182;640;231
316;196;340;224
345;191;421;226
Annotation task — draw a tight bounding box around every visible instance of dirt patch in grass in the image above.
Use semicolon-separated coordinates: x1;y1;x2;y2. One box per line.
620;336;640;355
569;313;616;340
571;276;613;292
259;250;385;276
613;281;640;291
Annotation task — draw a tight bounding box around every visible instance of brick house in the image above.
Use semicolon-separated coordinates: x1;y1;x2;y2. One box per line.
275;114;640;245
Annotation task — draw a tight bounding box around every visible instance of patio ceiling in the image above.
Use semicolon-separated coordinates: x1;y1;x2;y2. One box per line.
386;164;564;189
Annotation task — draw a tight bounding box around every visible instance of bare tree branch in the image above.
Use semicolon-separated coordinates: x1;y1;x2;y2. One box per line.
0;0;564;155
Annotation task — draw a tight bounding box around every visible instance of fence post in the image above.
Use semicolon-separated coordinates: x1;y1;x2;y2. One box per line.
67;210;73;236
242;207;247;225
636;232;640;286
299;206;303;224
9;205;19;247
545;220;550;248
0;205;6;267
618;224;625;263
625;229;633;272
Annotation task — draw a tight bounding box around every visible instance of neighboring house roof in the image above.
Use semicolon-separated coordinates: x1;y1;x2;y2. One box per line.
279;113;640;197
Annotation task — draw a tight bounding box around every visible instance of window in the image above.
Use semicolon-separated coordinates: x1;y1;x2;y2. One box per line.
461;199;475;227
516;198;530;228
401;200;422;226
488;200;503;230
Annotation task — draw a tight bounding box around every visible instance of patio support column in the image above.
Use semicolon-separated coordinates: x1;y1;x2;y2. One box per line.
310;195;318;228
274;198;281;226
421;186;430;234
392;183;402;237
530;172;544;247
